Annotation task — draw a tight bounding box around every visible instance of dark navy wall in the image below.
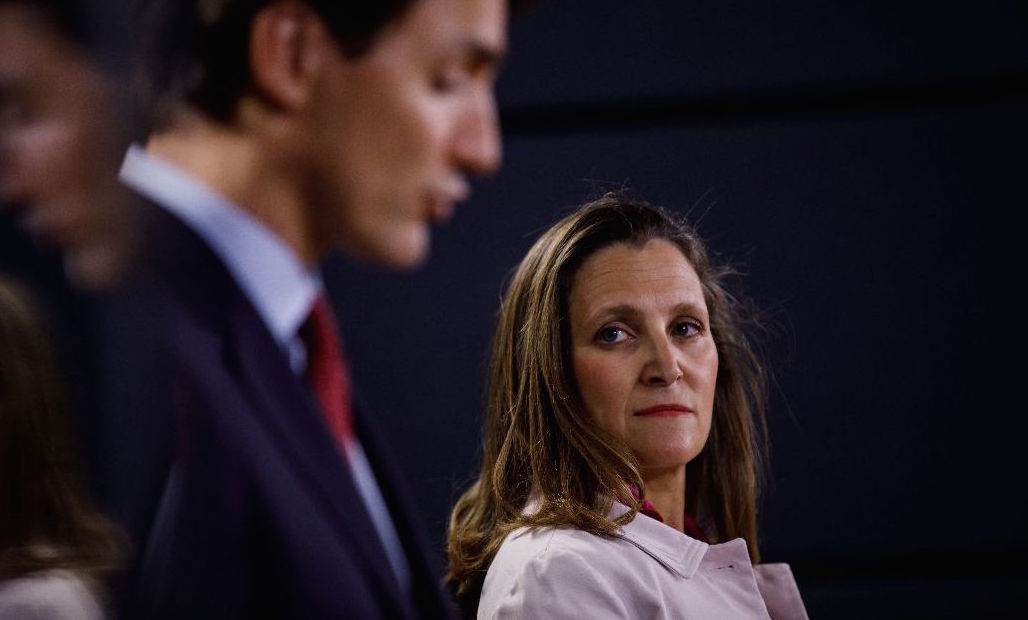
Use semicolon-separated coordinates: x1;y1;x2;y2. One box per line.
327;2;1028;618
3;1;1025;617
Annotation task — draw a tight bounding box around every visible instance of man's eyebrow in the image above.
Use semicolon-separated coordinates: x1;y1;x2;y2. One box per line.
462;39;507;70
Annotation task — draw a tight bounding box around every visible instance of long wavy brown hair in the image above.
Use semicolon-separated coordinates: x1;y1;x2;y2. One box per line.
0;276;123;581
445;192;769;615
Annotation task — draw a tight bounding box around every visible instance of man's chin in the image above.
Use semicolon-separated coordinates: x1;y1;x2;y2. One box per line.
343;229;430;271
387;233;431;270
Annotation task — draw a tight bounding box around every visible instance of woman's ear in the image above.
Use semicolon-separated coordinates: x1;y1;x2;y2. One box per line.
248;0;326;112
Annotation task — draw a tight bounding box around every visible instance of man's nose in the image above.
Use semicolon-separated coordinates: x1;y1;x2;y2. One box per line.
454;91;502;176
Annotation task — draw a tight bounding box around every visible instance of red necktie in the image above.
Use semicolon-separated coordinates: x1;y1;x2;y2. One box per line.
300;295;354;449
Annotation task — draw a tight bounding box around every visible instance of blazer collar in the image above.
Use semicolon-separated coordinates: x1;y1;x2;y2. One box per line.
521;496;709;579
608;501;708;579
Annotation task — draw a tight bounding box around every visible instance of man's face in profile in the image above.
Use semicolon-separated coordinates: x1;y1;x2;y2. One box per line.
305;0;509;268
0;4;135;288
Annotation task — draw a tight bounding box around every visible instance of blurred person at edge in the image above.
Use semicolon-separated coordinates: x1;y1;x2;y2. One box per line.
0;276;123;620
0;1;139;592
0;0;141;290
105;0;528;618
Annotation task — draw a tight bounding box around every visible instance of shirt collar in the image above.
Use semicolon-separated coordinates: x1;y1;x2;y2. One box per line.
119;144;319;352
521;496;709;579
608;500;708;579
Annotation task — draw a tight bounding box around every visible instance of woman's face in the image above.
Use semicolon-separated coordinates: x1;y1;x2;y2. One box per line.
569;238;718;475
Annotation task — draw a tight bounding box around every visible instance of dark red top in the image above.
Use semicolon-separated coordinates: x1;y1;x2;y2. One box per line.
630;486;709;543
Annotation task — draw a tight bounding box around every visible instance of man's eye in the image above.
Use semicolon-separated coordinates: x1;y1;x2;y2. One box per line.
431;70;465;93
595;326;628;344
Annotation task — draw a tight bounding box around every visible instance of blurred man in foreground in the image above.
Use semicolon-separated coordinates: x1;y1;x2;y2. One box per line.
111;0;517;617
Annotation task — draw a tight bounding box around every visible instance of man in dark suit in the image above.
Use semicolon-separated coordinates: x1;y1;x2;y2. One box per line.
101;0;515;616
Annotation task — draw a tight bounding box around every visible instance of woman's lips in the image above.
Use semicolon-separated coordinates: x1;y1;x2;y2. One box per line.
633;404;694;417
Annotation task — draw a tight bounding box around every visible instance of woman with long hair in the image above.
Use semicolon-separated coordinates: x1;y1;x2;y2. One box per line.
447;193;807;618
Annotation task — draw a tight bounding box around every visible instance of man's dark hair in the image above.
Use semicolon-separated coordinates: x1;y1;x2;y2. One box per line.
141;1;419;124
141;0;529;126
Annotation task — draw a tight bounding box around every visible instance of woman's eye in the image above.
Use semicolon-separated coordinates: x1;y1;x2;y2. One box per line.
595;326;628;344
672;321;701;338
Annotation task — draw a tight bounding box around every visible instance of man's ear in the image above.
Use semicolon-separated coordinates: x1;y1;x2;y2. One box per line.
248;0;326;112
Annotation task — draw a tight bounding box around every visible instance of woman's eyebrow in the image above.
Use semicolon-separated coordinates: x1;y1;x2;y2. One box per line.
586;300;709;325
586;303;641;324
672;300;709;320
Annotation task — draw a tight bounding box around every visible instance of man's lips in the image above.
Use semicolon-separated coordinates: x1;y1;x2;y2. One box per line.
633;404;694;417
427;181;470;223
427;193;457;223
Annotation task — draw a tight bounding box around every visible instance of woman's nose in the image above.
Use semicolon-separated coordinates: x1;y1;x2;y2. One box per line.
641;336;683;386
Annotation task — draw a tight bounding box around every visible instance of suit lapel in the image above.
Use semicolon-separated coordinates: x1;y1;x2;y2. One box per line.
351;387;458;619
226;301;410;613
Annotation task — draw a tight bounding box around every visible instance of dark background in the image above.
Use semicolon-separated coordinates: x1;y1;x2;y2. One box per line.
3;1;1026;618
326;1;1028;618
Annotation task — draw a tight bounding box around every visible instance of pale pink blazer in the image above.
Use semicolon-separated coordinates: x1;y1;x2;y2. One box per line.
478;501;808;619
